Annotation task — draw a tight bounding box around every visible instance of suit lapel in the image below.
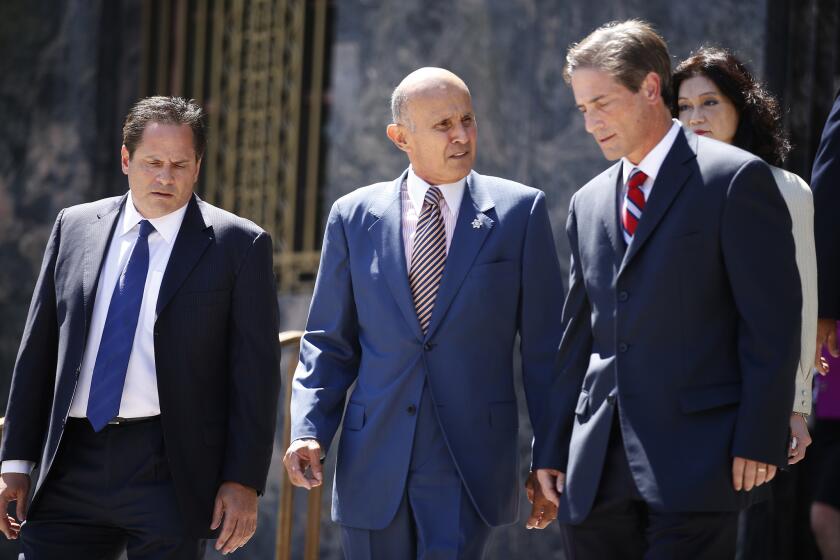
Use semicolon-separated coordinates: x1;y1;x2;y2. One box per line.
598;162;624;270
156;195;214;315
425;172;494;340
619;129;696;275
82;195;125;329
367;171;424;341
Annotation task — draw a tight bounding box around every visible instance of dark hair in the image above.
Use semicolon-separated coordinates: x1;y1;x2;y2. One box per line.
122;96;206;160
672;47;790;166
564;19;673;107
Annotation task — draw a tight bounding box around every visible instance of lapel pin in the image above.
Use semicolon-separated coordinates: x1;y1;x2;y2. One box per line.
471;216;482;229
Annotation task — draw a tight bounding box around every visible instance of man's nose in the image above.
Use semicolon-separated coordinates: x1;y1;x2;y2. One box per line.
450;122;469;143
584;112;601;134
157;167;175;184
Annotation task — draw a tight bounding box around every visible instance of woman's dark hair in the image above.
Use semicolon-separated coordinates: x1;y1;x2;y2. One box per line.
672;46;790;166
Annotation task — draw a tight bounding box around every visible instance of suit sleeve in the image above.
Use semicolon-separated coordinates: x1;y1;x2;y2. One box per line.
531;195;593;472
812;92;840;318
222;231;282;493
290;201;361;454
0;211;63;464
518;192;565;444
722;160;801;467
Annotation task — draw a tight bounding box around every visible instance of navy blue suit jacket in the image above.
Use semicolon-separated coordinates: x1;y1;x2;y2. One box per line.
533;129;801;523
812;91;840;318
0;194;281;537
291;169;565;529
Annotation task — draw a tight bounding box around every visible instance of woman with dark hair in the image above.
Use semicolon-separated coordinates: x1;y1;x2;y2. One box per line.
674;46;818;464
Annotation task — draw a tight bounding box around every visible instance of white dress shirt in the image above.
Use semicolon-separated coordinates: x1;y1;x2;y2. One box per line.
620;120;682;245
2;193;187;475
401;166;465;271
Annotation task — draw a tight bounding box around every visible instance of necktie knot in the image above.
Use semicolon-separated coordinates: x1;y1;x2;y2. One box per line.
424;186;443;208
137;220;155;240
627;169;648;191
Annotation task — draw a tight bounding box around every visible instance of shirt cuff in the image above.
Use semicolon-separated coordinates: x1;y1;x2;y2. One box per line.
1;460;35;475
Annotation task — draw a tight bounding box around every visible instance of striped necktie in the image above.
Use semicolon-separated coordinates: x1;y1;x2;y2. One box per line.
87;219;155;431
622;168;648;243
409;186;446;334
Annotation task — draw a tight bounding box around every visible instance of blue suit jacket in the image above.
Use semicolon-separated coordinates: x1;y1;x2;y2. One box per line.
812;90;840;318
532;129;801;523
291;169;564;529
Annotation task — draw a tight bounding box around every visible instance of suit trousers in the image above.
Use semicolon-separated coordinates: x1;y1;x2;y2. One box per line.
340;383;492;559
562;414;737;560
20;418;205;560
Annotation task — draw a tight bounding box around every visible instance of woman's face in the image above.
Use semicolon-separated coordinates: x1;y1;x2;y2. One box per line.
677;74;739;145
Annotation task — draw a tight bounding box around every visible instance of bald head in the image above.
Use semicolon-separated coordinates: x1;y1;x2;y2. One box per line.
391;67;471;128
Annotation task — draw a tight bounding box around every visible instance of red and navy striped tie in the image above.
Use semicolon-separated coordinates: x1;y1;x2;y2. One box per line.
622;168;648;242
409;186;446;334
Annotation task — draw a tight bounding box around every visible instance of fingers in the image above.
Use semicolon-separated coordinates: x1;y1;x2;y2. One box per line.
215;516;239;554
305;442;323;486
819;356;830;375
556;472;566;495
535;469;562;508
732;457;745;491
283;440;322;490
525;501;557;530
15;498;26;525
210;494;224;531
733;457;775;491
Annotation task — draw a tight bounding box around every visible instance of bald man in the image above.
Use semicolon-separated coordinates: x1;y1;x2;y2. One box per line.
283;68;565;558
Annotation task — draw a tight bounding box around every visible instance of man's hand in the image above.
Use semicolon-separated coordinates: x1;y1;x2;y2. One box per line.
788;413;813;465
732;457;776;491
210;481;258;555
0;473;29;540
525;471;557;529
815;318;838;374
283;439;323;490
534;468;565;508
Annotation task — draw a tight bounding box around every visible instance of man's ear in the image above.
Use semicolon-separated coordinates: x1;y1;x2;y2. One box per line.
641;72;662;104
386;123;410;153
121;145;131;174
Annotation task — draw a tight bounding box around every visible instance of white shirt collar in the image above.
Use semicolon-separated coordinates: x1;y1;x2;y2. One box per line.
406;166;466;217
121;192;189;245
621;119;682;184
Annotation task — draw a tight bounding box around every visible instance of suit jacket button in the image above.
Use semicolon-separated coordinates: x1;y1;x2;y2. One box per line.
618;291;629;302
618;342;629;353
407;404;417;415
607;395;616;405
423;342;433;351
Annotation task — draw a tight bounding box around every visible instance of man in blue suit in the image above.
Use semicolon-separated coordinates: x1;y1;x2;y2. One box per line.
532;21;801;559
283;67;565;558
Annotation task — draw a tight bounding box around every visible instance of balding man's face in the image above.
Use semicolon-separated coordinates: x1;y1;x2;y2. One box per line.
396;86;477;185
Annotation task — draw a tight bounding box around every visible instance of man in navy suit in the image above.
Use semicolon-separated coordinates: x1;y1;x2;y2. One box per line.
283;67;565;558
532;21;801;559
0;97;281;558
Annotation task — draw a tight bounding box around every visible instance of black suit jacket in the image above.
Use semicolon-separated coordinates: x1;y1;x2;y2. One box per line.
0;193;281;537
533;129;801;522
812;91;840;318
